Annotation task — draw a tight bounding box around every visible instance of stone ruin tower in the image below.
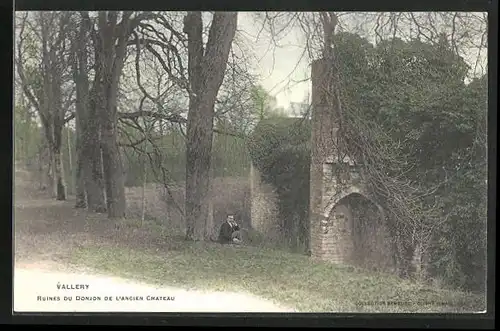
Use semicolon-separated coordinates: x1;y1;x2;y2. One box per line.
309;59;395;272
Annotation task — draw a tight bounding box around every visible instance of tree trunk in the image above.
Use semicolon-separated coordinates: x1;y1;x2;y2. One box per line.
52;118;67;201
42;128;67;201
49;147;57;198
101;103;126;218
84;93;107;213
72;13;106;211
67;125;73;194
53;145;66;200
101;145;126;217
184;12;238;241
37;145;44;190
99;73;126;218
84;150;106;212
38;141;50;191
94;11;132;219
98;55;126;218
23;102;31;168
141;154;147;226
74;110;87;208
185;102;215;240
75;163;87;208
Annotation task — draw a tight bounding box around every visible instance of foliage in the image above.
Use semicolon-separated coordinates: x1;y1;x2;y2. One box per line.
247;116;311;252
250;84;278;121
332;32;487;291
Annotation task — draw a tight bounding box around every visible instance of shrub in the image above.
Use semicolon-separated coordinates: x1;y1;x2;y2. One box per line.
247;116;311;253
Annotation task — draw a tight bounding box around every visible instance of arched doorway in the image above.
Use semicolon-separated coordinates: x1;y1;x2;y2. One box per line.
325;193;394;272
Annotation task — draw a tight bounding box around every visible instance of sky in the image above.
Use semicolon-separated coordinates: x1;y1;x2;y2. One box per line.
237;12;312;110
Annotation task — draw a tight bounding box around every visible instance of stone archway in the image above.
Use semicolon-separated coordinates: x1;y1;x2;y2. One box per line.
321;193;395;272
308;57;396;272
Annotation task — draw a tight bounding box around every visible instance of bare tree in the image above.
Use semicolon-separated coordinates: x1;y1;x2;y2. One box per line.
16;11;75;201
183;12;238;241
82;11;156;218
70;12;106;211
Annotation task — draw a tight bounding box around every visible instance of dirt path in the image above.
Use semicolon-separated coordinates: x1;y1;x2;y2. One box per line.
13;166;295;313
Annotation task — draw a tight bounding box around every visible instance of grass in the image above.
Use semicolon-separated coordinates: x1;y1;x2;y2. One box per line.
68;219;485;313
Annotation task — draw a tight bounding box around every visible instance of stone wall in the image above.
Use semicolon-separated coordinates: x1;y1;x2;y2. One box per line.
249;163;279;237
309;58;338;261
320;203;354;263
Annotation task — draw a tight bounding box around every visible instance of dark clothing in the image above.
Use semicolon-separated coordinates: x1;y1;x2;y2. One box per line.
230;221;240;232
218;220;240;244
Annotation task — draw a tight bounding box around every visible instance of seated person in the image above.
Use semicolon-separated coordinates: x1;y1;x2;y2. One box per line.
218;214;242;244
